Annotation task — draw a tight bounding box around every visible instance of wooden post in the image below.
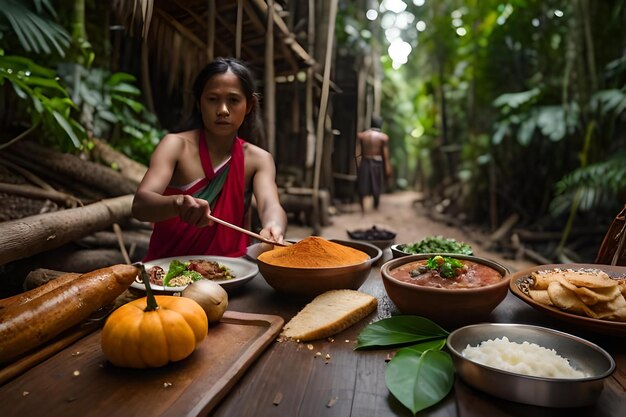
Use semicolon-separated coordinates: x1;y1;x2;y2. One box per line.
141;37;156;114
312;0;338;232
264;0;276;155
356;55;370;133
304;0;315;175
236;0;243;58
207;0;215;61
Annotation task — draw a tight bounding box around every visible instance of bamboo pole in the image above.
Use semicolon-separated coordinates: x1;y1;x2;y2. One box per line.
236;0;243;58
312;0;338;232
207;0;215;61
264;0;276;155
304;0;315;173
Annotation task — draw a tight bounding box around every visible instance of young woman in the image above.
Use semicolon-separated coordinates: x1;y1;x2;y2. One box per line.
133;58;287;261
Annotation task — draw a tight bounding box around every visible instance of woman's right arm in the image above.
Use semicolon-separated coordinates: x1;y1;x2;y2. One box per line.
132;134;184;222
132;134;214;227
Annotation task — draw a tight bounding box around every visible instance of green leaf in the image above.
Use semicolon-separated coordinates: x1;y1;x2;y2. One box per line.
97;109;118;124
107;72;136;85
52;110;81;148
22;75;67;94
401;339;447;355
110;82;141;96
356;316;448;349
1;0;69;56
0;55;56;77
493;88;540;109
112;95;144;113
517;115;536;146
386;348;454;415
163;260;190;286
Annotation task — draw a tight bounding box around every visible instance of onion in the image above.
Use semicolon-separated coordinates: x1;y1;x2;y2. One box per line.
181;280;228;324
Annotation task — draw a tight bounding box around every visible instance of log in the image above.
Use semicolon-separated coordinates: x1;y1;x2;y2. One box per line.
2;152;107;201
32;247;129;273
0;194;133;266
24;268;69;290
75;230;151;250
485;213;520;248
6;141;137;196
522;247;553;265
516;227;606;241
90;138;147;185
0;182;82;208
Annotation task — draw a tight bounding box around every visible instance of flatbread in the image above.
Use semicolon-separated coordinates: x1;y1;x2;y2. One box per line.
529;289;552;306
589;294;626;319
558;269;616;289
530;271;560;290
572;285;621;306
527;268;626;322
547;281;594;316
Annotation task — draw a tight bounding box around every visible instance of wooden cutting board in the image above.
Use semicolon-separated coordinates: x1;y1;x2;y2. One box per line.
0;311;283;417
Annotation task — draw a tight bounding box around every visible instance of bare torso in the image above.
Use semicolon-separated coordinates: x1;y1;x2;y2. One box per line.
168;130;259;189
358;128;389;157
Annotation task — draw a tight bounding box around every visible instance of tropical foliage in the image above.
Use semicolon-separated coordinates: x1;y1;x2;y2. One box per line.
0;0;162;162
341;0;626;258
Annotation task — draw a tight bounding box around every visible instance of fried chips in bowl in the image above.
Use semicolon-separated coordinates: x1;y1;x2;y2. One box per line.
528;268;626;322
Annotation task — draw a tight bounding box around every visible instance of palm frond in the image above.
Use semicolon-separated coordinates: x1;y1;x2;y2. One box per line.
0;0;69;56
550;150;626;215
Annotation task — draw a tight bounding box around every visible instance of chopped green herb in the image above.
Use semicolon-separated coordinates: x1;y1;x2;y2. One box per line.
426;255;464;278
401;235;473;255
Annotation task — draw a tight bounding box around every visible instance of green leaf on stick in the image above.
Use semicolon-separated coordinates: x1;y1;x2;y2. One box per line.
355;316;448;350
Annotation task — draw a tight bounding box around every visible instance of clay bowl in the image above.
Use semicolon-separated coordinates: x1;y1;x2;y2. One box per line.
257;239;382;297
380;254;510;329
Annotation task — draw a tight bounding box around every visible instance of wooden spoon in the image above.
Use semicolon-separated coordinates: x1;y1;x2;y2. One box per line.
208;214;288;247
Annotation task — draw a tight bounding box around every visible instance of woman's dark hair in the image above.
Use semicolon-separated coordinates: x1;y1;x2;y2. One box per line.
181;57;261;143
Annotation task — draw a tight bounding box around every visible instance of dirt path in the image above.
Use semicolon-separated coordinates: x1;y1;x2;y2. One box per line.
286;191;537;273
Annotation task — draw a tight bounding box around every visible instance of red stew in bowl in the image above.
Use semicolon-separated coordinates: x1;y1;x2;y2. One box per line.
390;259;502;289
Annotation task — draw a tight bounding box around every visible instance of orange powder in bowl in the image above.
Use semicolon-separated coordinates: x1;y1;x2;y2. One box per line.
258;236;369;268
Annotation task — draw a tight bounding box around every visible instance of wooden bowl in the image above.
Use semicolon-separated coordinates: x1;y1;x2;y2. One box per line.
257;239;381;296
380;254;510;329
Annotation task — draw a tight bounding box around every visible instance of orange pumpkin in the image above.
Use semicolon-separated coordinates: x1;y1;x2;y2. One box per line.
101;268;208;368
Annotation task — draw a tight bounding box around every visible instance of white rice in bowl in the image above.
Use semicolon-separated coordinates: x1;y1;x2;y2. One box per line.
461;336;586;379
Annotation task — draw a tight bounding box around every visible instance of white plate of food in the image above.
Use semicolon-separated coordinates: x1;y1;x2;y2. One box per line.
131;255;259;293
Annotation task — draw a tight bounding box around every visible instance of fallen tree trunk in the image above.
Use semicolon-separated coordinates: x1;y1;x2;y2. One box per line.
5;141;137;196
0;182;82;208
2;153;107;201
75;230;151;250
32;247;129;273
23;268;69;290
0;194;133;266
90;138;147;185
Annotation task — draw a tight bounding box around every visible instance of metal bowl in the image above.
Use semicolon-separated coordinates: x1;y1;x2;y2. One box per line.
257;239;382;296
347;227;396;251
390;238;473;259
390;243;410;258
446;323;615;407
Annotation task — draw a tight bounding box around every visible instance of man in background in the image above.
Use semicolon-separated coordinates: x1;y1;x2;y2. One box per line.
356;115;392;214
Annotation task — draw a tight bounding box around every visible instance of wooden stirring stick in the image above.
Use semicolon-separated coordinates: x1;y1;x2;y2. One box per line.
208;214;288;247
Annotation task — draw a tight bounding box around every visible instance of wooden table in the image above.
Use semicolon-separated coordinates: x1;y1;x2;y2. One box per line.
212;256;626;417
